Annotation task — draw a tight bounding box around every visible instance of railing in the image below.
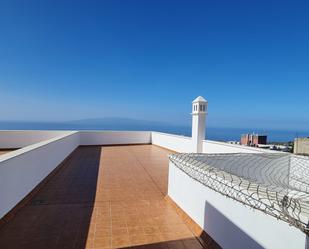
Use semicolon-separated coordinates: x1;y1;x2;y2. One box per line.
170;152;309;235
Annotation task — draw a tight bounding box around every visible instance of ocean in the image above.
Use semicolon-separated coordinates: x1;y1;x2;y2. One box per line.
0;120;307;142
151;126;307;142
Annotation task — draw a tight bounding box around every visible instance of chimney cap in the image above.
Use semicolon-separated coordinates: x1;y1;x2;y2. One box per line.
192;96;207;103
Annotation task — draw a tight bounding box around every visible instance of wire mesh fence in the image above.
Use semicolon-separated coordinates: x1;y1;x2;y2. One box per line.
169;153;309;234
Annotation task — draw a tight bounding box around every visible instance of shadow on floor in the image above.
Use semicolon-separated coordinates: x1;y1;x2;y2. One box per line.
0;145;225;249
0;146;101;249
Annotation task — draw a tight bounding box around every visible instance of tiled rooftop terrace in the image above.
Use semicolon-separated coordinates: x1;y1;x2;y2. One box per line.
0;145;218;249
0;150;13;156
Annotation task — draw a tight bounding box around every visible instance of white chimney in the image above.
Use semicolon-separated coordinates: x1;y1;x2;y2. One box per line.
191;96;208;153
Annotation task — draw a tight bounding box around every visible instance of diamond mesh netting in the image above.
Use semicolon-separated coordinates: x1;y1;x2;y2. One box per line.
169;153;309;234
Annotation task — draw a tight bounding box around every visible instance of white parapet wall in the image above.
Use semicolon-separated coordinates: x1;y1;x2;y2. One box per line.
203;139;279;154
0;129;281;222
0;130;151;219
168;161;307;249
151;132;193;152
0;131;80;219
79;130;152;145
0;130;73;148
150;131;274;154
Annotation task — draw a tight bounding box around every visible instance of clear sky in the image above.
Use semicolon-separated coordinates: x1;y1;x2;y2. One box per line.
0;0;308;130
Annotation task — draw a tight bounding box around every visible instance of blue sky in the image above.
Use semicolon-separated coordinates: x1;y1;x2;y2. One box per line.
0;0;308;131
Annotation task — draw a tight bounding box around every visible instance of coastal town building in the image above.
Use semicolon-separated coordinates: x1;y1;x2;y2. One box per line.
240;133;267;146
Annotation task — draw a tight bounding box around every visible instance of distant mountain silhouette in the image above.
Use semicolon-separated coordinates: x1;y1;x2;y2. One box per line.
66;117;168;127
0;117;191;135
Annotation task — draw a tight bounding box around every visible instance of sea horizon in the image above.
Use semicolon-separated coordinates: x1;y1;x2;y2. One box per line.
0;119;307;143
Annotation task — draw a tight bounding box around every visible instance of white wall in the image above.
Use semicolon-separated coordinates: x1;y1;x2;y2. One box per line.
0;130;150;219
151;132;193;152
79;131;151;145
0;130;276;153
0;130;72;149
0;132;80;219
0;129;284;223
203;140;278;154
168;162;306;249
150;132;274;154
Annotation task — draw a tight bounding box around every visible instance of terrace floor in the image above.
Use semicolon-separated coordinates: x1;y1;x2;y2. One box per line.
0;145;216;249
0;150;13;156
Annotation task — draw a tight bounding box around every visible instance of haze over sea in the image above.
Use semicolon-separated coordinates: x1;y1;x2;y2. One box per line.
0;118;308;143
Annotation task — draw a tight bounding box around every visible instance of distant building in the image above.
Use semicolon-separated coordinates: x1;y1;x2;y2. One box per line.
241;133;267;146
294;138;309;155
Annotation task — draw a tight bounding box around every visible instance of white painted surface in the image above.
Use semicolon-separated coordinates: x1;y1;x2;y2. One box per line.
0;129;285;224
151;132;193;152
0;130;275;154
0;132;79;219
79;131;151;145
0;130;71;148
191;96;207;153
150;131;274;154
203;139;279;154
168;162;306;249
0;130;151;219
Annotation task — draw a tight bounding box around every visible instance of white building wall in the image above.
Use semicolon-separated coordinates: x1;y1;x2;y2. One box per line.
79;131;151;145
150;132;273;154
168;162;306;249
0;129;285;227
151;132;193;152
0;130;72;148
0;132;80;219
0;130;276;154
203;139;278;154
